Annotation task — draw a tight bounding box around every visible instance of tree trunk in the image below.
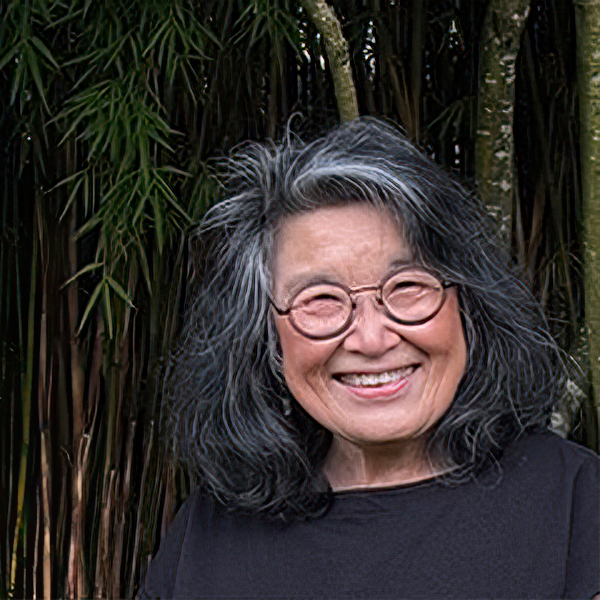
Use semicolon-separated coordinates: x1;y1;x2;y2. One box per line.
299;0;359;122
575;0;600;435
475;0;530;243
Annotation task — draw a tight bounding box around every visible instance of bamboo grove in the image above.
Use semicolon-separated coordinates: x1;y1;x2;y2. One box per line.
1;0;598;598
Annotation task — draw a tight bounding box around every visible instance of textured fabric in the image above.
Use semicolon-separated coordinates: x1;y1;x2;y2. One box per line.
140;432;600;599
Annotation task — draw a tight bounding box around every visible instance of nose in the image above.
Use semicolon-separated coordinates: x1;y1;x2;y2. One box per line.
342;294;402;356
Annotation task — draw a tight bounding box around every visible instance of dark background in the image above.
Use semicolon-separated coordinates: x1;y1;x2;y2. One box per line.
1;0;597;597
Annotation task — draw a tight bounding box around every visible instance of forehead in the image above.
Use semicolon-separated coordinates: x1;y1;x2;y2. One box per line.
272;205;411;295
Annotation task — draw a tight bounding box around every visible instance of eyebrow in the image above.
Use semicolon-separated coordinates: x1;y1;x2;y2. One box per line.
281;273;340;302
387;258;417;272
280;258;417;301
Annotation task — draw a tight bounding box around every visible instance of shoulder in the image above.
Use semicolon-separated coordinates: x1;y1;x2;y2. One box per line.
497;431;599;543
139;494;203;599
504;430;599;477
469;430;600;516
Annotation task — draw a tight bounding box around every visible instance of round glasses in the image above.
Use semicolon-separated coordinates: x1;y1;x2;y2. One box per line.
270;266;450;340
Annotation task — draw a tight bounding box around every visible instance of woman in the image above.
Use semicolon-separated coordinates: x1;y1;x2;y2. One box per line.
142;118;599;599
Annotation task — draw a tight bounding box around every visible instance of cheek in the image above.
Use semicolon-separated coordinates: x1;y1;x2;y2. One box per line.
446;300;467;371
418;293;467;381
436;308;468;396
276;321;332;390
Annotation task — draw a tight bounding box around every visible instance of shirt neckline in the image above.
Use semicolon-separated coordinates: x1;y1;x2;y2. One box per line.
332;473;446;496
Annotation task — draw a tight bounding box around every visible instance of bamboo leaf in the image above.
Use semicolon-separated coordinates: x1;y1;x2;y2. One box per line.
179;61;195;102
103;280;114;339
76;278;104;335
46;6;84;28
163;196;193;224
158;25;174;66
73;213;102;240
106;276;136;308
103;33;129;73
0;41;23;72
140;136;150;179
152;194;164;254
146;128;175;152
129;35;140;68
172;18;190;53
166;27;177;84
152;170;177;200
30;36;60;69
143;19;171;57
84;170;90;215
58;176;84;221
25;43;50;113
56;111;89;145
196;21;222;49
10;59;25;106
49;169;86;190
135;236;152;295
61;48;103;68
87;115;108;160
162;166;192;177
61;262;104;289
173;1;185;24
154;174;192;224
132;186;149;225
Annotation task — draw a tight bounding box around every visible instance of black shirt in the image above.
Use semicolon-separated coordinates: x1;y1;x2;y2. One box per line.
141;432;600;599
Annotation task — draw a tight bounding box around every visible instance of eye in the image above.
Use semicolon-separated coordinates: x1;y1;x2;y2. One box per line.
389;280;424;291
298;293;346;314
387;280;430;297
290;286;351;335
383;270;443;312
292;285;349;316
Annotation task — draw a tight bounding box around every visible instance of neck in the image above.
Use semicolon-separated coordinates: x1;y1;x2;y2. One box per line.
323;435;439;491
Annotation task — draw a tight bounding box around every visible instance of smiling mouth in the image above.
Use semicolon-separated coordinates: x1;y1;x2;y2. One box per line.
335;366;418;388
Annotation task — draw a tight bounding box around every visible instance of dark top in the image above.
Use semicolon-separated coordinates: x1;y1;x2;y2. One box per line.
141;432;600;599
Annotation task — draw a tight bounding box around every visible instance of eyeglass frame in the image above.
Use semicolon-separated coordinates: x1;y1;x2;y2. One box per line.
269;264;454;341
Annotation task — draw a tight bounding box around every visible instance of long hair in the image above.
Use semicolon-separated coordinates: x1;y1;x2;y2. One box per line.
163;117;565;520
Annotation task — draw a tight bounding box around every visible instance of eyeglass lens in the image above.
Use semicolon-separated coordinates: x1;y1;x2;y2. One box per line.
289;269;443;338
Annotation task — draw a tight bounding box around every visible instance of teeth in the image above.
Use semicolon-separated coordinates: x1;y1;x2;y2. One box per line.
339;367;416;387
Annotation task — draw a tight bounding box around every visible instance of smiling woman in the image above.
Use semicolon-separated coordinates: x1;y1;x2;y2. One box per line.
272;205;467;490
141;118;599;599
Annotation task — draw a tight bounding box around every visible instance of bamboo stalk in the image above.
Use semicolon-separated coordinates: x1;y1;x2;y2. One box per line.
94;468;117;599
127;419;154;597
39;429;52;600
34;491;39;600
299;0;359;122
37;333;52;600
65;140;89;600
410;0;424;141
34;191;53;600
1;160;14;600
67;428;91;600
575;0;600;444
9;203;38;598
475;0;530;243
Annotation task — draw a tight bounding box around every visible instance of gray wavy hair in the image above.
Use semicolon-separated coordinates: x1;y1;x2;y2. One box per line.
163;117;564;520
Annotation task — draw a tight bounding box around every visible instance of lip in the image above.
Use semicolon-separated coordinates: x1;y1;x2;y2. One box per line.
332;366;418;401
332;364;419;377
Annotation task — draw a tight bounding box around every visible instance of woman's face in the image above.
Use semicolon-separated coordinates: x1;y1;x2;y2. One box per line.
272;204;467;447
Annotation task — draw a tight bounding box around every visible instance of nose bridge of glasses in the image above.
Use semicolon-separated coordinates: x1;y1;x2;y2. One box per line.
349;284;386;317
349;282;382;303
